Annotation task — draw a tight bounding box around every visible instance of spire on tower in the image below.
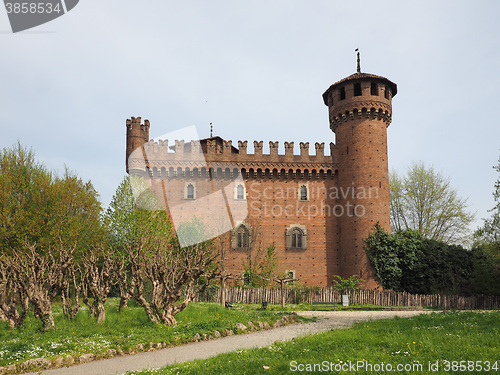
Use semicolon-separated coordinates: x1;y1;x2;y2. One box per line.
355;48;361;73
210;122;213;137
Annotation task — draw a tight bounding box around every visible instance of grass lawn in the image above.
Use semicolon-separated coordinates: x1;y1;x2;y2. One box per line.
127;311;500;375
0;299;299;368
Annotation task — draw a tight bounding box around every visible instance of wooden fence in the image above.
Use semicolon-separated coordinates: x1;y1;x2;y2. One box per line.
195;287;500;310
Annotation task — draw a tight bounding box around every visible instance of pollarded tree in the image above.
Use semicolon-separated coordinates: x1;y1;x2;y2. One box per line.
132;218;219;325
81;245;118;323
390;161;475;244
104;175;161;310
0;143;103;329
0;256;29;329
106;176;221;324
9;242;75;330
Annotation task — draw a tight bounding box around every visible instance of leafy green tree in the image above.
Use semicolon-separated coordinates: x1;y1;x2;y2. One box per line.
366;224;474;295
474;154;500;251
0;143;103;255
390;161;475;244
242;244;278;288
332;274;365;295
470;248;500;295
473;153;500;294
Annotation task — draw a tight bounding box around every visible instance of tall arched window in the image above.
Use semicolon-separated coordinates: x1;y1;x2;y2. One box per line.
232;223;252;249
286;224;307;250
291;228;303;248
237;226;248;248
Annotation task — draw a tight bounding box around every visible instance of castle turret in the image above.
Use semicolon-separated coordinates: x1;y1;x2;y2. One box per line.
322;57;397;288
126;116;149;172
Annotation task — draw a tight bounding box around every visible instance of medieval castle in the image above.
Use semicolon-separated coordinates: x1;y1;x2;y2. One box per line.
125;63;397;288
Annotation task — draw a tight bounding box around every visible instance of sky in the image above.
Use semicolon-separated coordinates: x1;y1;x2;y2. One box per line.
1;0;499;234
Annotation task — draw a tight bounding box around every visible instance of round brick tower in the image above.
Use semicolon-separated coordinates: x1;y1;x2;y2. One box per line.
126;116;150;173
322;59;397;288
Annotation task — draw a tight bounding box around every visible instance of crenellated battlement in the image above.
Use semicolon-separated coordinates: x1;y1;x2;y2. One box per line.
126;129;340;178
138;137;338;161
125;118;340;171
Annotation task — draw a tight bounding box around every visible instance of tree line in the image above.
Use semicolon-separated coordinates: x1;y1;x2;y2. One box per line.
368;159;500;295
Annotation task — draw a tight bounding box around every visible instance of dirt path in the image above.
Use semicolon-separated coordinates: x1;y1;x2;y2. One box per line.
24;310;432;375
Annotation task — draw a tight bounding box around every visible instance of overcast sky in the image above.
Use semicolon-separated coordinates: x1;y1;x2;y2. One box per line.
1;1;499;234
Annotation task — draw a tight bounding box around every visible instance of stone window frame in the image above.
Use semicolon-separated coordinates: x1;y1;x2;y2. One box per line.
285;224;307;250
234;182;246;200
231;222;252;250
184;182;196;200
298;183;309;201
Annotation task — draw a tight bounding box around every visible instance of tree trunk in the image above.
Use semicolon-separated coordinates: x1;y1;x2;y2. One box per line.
41;313;55;331
34;302;55;331
61;289;80;319
91;298;99;318
161;304;178;326
0;308;16;329
0;296;28;329
97;301;106;324
119;294;130;311
135;294;159;324
161;311;177;326
281;282;286;309
220;276;226;306
118;273;135;311
30;294;55;331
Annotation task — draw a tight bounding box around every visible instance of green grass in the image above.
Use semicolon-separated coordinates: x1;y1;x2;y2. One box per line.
0;299;298;367
127;311;500;375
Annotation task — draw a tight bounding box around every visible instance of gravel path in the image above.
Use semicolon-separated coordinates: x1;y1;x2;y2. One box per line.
25;310;432;375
